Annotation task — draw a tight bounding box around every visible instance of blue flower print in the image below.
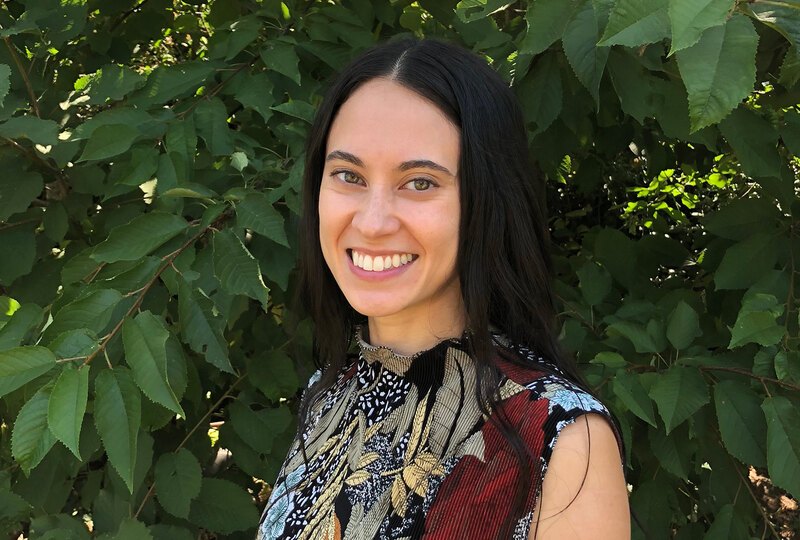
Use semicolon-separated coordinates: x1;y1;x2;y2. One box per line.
541;379;605;416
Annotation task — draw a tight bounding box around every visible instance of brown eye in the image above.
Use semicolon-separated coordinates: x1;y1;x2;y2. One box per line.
405;178;435;191
333;171;362;184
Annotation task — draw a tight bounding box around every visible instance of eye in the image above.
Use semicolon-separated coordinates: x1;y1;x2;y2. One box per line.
403;178;437;191
331;170;363;185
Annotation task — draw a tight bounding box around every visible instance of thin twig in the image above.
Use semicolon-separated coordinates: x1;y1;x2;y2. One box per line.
699;365;800;392
3;37;40;117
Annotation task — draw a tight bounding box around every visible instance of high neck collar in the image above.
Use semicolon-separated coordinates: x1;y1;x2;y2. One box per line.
354;325;469;375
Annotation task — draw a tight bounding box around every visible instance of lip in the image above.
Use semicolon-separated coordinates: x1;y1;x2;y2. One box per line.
346;250;417;281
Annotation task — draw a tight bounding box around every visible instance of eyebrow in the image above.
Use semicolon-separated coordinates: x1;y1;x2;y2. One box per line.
325;150;455;176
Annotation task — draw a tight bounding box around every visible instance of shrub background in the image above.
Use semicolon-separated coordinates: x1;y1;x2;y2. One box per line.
0;0;798;538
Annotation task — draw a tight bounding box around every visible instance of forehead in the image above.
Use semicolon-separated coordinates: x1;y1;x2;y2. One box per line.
326;79;460;166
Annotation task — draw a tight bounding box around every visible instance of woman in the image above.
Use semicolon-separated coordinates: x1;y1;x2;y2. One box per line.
257;39;629;540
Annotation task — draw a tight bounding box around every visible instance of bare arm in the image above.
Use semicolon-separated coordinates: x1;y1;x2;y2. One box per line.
528;413;630;540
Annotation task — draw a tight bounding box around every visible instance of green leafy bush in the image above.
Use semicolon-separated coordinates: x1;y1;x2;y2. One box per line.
0;0;797;538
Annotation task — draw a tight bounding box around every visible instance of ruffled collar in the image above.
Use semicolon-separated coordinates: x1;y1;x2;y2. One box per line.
354;325;469;375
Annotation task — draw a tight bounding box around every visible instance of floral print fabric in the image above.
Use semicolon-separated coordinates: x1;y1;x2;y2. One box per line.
257;330;616;540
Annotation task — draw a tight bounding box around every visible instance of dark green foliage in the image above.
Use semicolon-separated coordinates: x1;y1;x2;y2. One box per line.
0;0;797;538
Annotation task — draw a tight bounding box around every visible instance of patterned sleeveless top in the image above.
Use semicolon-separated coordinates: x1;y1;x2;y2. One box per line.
256;329;618;540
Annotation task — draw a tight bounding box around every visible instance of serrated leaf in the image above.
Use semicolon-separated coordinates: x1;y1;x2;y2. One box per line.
607;49;654;124
230;151;248;172
728;310;784;348
714;233;780;290
212;230;269;307
122;311;184;416
676;14;758;132
248;349;300;400
516;52;562;134
761;396;800;499
0;303;44;351
236;193;288;247
0;170;43;222
0;487;31;530
519;0;582;56
666;300;701;350
233;72;275;123
229;401;292;453
612;370;658;427
187;478;258;534
85;64;146;104
667;0;733;54
714;380;767;467
0;116;59;145
0;64;10;106
194;98;233;156
598;0;670;47
272;100;315;124
607;320;665;353
109;518;152;540
649;366;709;433
129;62;217;107
563;1;610;103
260;41;301;84
47;366;89;459
0;346;56;398
154;448;202;518
43;289;123;343
703;504;749;540
719;106;782;179
94;367;140;492
91;212;188;263
177;279;232;373
78;124;140;162
12;385;56;474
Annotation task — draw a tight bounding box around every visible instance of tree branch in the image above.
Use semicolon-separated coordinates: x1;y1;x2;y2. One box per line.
3;37;40;118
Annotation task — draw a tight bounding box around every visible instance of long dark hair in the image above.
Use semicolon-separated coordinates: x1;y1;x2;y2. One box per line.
296;38;600;538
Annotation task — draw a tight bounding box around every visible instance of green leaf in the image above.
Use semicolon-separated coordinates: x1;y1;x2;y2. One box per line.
154;448;202;519
703;197;780;240
667;0;733;54
233;72;275;123
0;116;59;145
563;1;610;103
728;311;784;348
0;346;56;398
719;106;782;178
187;478;258;534
590;351;627;369
177;279;232;373
47;366;89;459
194;98;233;156
676;14;758;132
714;380;767;467
612;370;658;427
229;401;292;453
236;193;288;247
94;367;141;492
91;212;188;263
0;225;35;285
272;100;316;123
577;260;612;306
0;170;43;222
12;385;56;474
714;233;780;290
260;40;301;84
0;487;31;531
761;396;800;499
666;300;701;350
775;351;800;382
230;151;248;172
516;52;562;134
129;62;217;107
648;424;692;479
85;64;146;104
77;124;140;162
212;230;270;308
649;366;709;433
519;0;582;56
122;311;184;416
704;504;750;540
43;289;123;343
607;320;665;353
607;49;654;124
0;303;44;351
43;201;69;243
0;64;10;106
108;518;153;540
598;0;670;47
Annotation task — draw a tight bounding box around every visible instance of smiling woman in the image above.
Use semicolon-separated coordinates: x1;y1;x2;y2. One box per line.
256;39;630;540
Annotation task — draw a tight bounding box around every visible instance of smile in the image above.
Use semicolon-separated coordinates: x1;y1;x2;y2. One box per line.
349;249;418;272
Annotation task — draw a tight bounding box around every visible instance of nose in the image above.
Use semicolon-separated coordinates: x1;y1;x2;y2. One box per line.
351;187;400;238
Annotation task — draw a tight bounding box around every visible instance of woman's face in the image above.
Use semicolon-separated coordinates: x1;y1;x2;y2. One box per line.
319;78;463;327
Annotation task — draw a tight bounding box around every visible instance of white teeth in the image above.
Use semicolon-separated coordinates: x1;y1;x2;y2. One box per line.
350;250;416;272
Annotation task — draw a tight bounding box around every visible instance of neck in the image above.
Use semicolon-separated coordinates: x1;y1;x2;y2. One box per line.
366;302;467;357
